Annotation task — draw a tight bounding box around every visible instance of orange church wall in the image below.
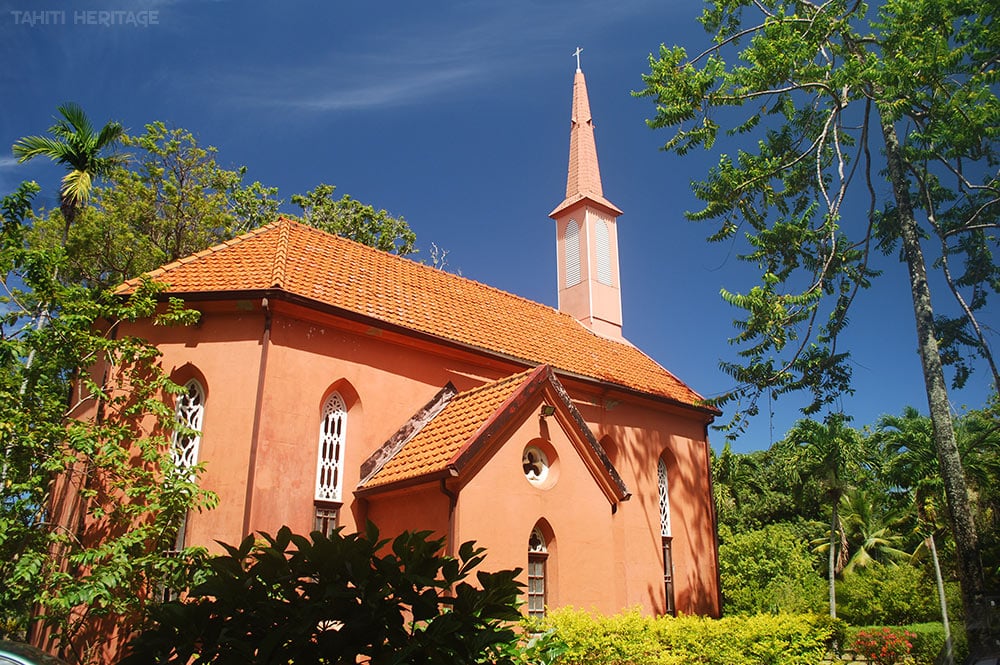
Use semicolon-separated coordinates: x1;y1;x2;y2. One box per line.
100;297;717;619
453;402;620;615
566;382;720;617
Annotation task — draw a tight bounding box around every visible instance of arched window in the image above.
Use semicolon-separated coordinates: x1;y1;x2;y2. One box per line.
315;392;348;532
527;527;548;619
658;457;675;615
172;380;205;476
564;219;581;286
170;379;205;555
595;218;612;285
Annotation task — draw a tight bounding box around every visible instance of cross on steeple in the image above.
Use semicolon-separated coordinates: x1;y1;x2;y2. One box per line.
573;46;583;72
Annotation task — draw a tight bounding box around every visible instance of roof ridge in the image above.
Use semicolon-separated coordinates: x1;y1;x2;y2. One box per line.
270;218;291;288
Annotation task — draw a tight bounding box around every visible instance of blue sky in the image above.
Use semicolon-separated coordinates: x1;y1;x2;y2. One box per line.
2;0;996;453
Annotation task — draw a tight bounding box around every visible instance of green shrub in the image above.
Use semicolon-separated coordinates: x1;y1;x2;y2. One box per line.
121;525;524;664
718;523;826;615
539;607;840;665
837;564;956;626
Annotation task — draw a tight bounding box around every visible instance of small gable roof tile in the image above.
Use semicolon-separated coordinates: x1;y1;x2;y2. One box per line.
117;219;713;410
359;365;629;500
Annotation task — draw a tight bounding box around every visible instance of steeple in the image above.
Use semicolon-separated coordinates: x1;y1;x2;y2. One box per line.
549;54;625;339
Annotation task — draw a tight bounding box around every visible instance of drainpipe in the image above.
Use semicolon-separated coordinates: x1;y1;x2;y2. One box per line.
242;298;272;537
703;420;723;617
440;472;459;557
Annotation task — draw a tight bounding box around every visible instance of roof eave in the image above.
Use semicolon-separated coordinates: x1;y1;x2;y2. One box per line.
131;287;717;416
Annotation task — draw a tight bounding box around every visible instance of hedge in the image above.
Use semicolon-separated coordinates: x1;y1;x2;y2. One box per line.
535;607;841;665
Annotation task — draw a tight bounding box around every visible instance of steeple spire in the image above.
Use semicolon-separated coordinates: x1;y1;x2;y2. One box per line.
551;61;622;219
549;56;625;340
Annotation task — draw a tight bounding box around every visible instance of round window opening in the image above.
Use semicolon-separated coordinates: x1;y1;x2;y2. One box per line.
522;446;549;484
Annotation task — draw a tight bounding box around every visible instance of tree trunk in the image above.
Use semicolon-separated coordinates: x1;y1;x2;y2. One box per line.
928;534;954;665
880;117;990;656
829;501;838;619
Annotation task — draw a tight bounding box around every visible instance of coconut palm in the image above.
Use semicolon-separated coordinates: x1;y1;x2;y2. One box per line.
837;488;909;573
781;412;870;617
875;406;957;664
12;102;125;245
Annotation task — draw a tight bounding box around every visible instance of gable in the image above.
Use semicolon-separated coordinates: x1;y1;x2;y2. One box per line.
356;366;630;505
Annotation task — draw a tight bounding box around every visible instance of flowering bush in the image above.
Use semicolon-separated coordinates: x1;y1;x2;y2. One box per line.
851;627;916;665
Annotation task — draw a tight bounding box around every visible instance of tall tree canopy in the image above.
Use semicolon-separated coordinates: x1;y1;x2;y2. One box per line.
637;0;997;652
0;183;216;659
12;103;125;245
28;123;418;289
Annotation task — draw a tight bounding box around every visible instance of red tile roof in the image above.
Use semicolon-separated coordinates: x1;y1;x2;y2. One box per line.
360;365;630;499
363;368;533;488
117;219;711;410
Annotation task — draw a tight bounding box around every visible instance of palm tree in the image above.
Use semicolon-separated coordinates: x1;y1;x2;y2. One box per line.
781;412;870;617
12;102;125;245
837;488;909;574
875;406;955;664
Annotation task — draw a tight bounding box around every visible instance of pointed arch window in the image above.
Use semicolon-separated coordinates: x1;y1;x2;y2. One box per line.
527;528;548;619
595;218;612;285
172;380;205;477
168;379;205;565
658;457;675;615
316;392;348;504
564;219;581;286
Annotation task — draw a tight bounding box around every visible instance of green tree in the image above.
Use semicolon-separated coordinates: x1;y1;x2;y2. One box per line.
780;413;869;617
836;488;909;574
717;523;825;615
29;122;281;289
291;183;417;256
0;182;216;661
637;0;997;651
12;103;125;246
121;525;523;665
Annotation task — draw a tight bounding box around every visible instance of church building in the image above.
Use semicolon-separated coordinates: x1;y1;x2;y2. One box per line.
110;64;722;622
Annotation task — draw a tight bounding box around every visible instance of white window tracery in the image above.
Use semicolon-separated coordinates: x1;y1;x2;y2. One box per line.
657;458;671;538
316;392;348;503
522;446;549;484
172;380;205;475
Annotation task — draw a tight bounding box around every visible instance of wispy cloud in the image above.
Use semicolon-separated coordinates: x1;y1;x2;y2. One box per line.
189;0;665;114
270;65;479;112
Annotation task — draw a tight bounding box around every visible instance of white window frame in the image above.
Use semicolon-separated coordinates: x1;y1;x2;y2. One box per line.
315;392;348;503
172;379;205;478
527;527;548;619
169;379;205;556
657;458;671;538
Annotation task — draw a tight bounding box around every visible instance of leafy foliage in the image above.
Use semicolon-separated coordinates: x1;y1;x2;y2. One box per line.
12;102;126;237
28;124;419;290
718;523;825;615
537;606;840;665
29;122;281;289
637;0;997;649
0;183;216;659
837;564;961;627
121;525;524;665
291;183;417;256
